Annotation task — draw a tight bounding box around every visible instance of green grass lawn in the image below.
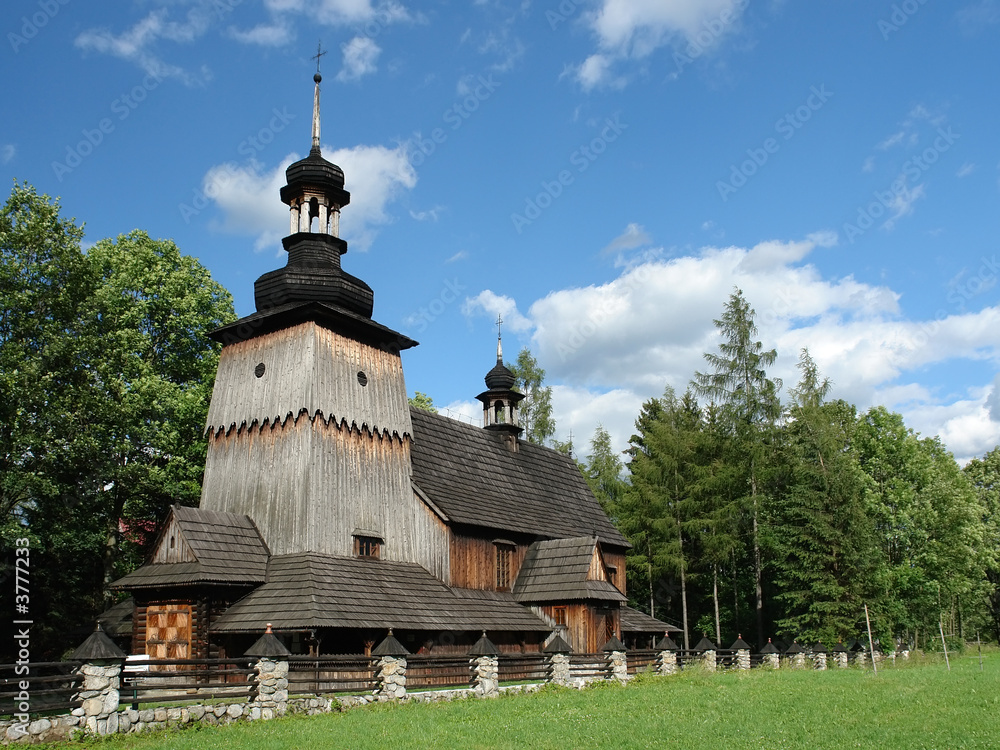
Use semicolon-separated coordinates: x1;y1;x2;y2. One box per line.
59;653;1000;749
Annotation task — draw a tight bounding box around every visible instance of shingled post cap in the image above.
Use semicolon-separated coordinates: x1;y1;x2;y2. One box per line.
759;638;780;655
729;634;752;651
245;623;291;658
469;630;500;657
784;640;804;655
371;628;410;657
693;636;717;652
543;634;572;654
70;622;126;661
601;635;626;652
832;641;849;653
654;633;678;651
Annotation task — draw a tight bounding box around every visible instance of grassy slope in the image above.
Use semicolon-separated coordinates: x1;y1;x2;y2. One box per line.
62;654;1000;749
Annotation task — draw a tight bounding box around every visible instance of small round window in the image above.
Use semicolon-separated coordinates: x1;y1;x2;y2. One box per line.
357;371;368;387
254;362;266;378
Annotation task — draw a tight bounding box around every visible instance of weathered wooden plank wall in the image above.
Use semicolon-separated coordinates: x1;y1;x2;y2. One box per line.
201;418;449;580
449;533;528;590
205;322;412;440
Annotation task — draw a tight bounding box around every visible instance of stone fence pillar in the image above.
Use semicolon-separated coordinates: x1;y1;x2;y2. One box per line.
760;639;780;669
785;641;806;669
371;629;409;701
602;636;628;683
694;636;716;672
730;637;751;671
70;623;126;736
812;650;827;670
544;634;573;686
245;624;291;720
655;634;678;676
831;643;849;668
469;632;500;698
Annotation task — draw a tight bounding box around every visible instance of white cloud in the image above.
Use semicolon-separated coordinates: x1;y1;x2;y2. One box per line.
74;7;219;84
1;144;14;164
263;0;411;26
574;0;747;88
410;206;444;222
227;22;294;47
462;291;533;333
437;399;482;427
603;222;652;254
337;36;381;82
446;250;468;263
957;162;976;178
203;142;416;251
882;181;925;230
460;234;1000;461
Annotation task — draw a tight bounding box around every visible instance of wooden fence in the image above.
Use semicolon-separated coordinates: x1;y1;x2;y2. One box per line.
120;658;255;708
287;655;377;695
0;661;82;716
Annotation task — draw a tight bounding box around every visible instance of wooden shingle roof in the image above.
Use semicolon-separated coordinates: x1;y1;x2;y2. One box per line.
409;409;629;548
112;506;269;589
512;537;626;604
211;553;550;633
620;606;681;635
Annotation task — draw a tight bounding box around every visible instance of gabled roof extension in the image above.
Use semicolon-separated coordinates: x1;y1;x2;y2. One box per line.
620;605;681;635
409;409;629;549
512;537;626;604
211;553;550;633
112;506;269;589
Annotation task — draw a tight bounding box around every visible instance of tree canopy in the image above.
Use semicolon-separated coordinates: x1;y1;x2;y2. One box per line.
1;182;235;657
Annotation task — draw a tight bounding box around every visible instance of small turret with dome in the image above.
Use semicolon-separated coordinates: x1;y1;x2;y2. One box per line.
476;316;524;439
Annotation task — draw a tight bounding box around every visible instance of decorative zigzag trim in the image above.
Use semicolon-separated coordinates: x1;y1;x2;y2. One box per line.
205;408;409;443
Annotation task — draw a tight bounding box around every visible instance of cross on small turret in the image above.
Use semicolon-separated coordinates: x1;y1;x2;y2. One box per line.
496;314;503;339
312;41;327;74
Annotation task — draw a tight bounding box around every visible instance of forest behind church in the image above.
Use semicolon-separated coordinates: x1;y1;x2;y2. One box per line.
2;182;998;659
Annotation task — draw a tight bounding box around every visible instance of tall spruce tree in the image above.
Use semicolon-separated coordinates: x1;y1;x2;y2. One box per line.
773;350;876;644
693;288;781;647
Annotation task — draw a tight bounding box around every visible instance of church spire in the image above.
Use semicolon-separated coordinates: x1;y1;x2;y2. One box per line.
311;42;326;155
496;314;503;363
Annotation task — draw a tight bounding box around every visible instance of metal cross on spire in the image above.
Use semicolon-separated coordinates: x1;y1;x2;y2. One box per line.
312;41;327;74
495;314;503;361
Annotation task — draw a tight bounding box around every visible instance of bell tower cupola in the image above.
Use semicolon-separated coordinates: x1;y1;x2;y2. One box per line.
476;316;524;438
253;46;373;318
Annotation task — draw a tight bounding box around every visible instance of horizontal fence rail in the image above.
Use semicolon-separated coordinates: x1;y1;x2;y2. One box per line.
569;654;608;681
626;650;659;675
497;653;549;683
121;658;255;708
287;655;377;695
0;661;83;717
405;655;474;690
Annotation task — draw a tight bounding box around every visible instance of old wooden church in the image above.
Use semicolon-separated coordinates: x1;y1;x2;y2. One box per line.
109;70;671;660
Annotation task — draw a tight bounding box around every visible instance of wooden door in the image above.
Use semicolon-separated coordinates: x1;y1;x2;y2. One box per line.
145;604;192;667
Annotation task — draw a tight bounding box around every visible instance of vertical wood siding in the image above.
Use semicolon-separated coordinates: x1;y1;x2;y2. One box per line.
449;533;528;590
150;516;196;564
205;322;412;440
201;418;449;580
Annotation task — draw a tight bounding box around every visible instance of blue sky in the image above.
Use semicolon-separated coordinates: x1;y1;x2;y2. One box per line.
3;0;1000;462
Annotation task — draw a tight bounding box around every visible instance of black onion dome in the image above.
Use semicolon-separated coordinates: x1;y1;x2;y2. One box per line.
485;359;516;390
279;150;351;208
